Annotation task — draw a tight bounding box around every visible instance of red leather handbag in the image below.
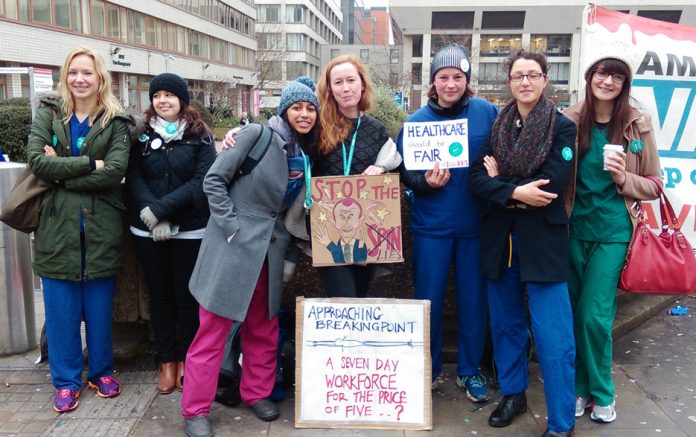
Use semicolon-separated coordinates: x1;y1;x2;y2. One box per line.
619;176;696;295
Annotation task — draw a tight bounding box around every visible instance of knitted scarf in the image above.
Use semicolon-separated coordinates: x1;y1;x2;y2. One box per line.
490;95;556;178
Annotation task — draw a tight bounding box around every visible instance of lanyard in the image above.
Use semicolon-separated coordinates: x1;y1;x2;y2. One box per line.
341;115;362;176
300;149;313;210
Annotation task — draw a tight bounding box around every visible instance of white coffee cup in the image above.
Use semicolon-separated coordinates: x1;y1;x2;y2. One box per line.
603;144;623;171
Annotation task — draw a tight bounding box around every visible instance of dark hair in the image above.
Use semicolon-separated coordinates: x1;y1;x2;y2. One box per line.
144;102;210;136
504;49;549;75
281;112;320;163
577;58;632;157
426;83;475;101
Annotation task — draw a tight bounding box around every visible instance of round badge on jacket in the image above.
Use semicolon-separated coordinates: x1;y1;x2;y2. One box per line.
139;134;149;143
561;146;573;161
151;138;163;150
76;137;85;149
629;139;643;153
52;135;58;147
165;122;178;134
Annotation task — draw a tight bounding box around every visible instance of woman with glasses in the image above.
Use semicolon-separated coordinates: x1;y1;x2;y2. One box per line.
468;49;577;437
563;47;661;424
127;73;216;395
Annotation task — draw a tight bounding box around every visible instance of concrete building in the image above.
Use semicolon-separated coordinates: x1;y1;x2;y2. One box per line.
255;0;342;108
389;0;696;110
0;0;258;114
322;42;404;89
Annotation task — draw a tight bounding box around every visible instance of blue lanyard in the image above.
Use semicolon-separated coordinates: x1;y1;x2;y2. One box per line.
341;116;362;176
300;149;313;209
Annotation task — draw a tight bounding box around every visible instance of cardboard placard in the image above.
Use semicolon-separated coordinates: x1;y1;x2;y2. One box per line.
402;119;470;170
295;297;432;430
309;174;403;266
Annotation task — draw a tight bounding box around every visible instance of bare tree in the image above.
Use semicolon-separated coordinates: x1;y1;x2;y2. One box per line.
201;72;240;123
254;23;292;92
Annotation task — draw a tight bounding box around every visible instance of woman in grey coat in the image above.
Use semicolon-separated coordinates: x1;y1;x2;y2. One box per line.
181;77;319;437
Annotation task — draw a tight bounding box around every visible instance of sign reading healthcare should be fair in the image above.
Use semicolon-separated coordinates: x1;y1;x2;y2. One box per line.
295;297;431;430
402;119;469;170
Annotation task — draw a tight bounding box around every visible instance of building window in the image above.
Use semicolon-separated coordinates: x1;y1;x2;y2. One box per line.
411;63;422;85
431;34;472;56
267;62;282;81
481;11;525;29
31;0;51;24
91;0;106;36
259;33;282;50
286;5;305;23
390;48;399;64
637;10;682;24
360;49;369;64
55;0;71;28
547;62;569;84
480;35;522;57
530;34;571;56
479;62;508;84
286;61;305;80
431;11;474;30
258;4;279;22
412;35;423;57
287;33;306;52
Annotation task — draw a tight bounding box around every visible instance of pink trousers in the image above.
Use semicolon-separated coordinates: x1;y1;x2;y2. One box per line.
181;262;278;418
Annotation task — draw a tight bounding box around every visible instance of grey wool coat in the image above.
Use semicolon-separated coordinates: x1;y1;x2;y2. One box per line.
189;123;291;321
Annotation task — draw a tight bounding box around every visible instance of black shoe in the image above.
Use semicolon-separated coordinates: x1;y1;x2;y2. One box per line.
184;416;213;437
488;392;527;427
541;430;573;437
251;398;279;421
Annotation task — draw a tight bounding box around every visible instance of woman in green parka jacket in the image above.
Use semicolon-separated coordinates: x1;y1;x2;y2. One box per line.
26;47;132;413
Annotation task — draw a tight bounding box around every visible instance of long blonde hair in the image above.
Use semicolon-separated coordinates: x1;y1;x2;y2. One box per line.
58;47;122;127
317;54;373;155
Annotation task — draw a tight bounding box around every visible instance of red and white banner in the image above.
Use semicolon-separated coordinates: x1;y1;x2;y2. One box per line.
581;4;696;246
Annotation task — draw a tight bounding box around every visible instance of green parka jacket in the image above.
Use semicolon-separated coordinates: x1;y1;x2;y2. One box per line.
26;95;133;280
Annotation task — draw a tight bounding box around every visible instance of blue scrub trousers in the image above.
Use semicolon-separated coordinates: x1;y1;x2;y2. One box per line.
412;234;487;379
486;235;576;433
43;276;116;391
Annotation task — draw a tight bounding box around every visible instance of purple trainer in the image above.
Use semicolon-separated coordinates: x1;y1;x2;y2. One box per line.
88;375;121;398
54;388;80;413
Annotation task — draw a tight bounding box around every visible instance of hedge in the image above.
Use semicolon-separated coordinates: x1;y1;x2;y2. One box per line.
0;98;32;162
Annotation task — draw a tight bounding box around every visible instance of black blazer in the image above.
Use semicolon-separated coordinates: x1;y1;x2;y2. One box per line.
468;112;577;283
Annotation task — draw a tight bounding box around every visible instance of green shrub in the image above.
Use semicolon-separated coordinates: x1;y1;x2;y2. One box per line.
260;107;276;121
190;100;214;130
371;88;407;139
0;98;32;162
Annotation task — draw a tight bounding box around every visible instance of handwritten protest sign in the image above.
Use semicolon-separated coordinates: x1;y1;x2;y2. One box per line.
402;119;469;170
309;174;403;267
295;297;431;430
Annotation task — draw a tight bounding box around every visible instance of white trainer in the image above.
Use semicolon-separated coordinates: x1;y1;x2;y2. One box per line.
590;400;617;423
575;396;591;417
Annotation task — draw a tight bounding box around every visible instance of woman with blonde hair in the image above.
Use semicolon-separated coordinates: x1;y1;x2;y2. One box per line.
27;46;132;413
314;54;401;297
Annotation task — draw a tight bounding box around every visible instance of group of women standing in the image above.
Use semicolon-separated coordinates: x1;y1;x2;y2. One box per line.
26;42;660;437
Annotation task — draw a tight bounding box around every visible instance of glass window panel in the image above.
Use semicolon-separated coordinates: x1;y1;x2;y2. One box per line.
127;10;134;43
32;0;51;23
412;35;423;57
390;48;399;64
431;11;474;30
177;25;186;54
107;4;120;39
286;61;305;79
91;0;106;36
287;34;305;51
19;1;29;21
55;0;71;28
167;23;177;52
146;16;157;46
431;34;472;56
5;0;17;20
479;35;522;57
134;13;146;45
360;49;369;64
267;62;281;80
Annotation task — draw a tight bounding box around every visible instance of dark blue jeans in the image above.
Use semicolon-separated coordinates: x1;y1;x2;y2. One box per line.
43;276;115;391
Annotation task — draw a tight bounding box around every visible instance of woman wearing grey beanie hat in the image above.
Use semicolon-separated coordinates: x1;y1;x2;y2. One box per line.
396;43;498;403
563;46;661;425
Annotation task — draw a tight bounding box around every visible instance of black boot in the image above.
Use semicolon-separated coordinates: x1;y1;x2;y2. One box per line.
541;429;573;437
488;392;527;427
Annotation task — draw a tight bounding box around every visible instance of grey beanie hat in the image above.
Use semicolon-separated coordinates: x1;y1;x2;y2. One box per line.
430;44;471;83
149;73;190;105
276;75;320;116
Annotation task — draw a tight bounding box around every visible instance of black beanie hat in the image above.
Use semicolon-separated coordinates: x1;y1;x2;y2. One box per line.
149;73;190;105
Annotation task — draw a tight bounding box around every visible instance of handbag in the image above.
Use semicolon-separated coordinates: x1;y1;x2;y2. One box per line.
619;176;696;295
0;165;52;233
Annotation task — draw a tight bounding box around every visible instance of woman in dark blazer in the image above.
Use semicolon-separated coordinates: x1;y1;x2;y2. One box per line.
468;49;577;437
181;77;319;437
127;73;216;395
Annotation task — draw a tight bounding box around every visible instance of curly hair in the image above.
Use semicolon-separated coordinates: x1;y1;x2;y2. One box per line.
317;54;374;155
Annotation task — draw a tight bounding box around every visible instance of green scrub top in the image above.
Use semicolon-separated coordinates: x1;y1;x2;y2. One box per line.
570;124;632;243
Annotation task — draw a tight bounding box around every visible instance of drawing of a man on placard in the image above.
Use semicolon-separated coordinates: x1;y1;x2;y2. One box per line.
313;197;368;264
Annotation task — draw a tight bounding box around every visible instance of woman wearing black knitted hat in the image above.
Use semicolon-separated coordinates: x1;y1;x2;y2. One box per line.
127;72;216;395
468;49;577;437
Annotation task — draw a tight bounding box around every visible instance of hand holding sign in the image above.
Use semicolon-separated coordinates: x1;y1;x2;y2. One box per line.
424;162;450;188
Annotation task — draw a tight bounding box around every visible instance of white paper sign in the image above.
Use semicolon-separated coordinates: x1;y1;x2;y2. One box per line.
295;297;431;430
402;119;469;170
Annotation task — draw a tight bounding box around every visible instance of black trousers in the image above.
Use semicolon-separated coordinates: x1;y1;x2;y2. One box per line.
317;264;374;298
133;236;202;363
